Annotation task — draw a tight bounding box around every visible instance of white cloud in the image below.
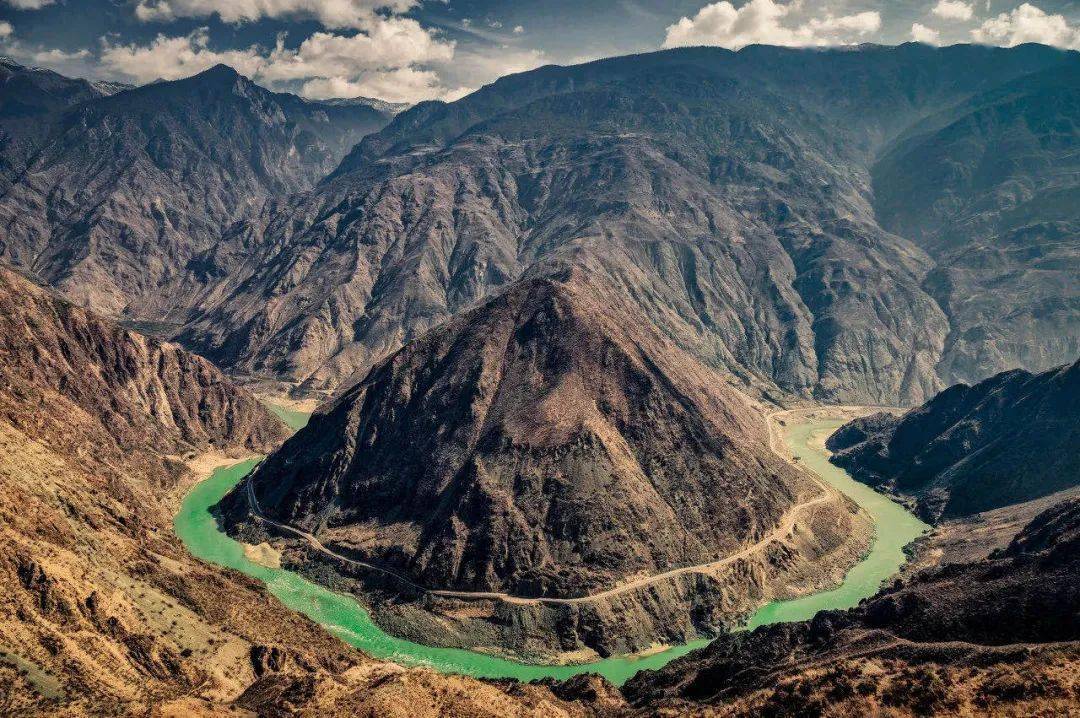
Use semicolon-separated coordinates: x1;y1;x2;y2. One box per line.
301;67;446;103
100;29;267;81
931;1;974;21
2;0;54;8
133;0;416;30
662;0;881;50
99;20;462;103
0;21;12;38
972;2;1080;49
911;22;941;44
258;19;454;82
27;47;91;63
513;25;525;34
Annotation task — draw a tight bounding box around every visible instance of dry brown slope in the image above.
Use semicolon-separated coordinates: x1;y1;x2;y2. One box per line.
239;269;851;596
0;265;592;716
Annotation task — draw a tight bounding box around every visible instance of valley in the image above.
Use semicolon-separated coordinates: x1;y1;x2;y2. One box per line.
0;20;1076;715
175;407;926;683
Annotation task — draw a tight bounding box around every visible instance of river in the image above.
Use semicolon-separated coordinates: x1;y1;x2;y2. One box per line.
173;416;927;686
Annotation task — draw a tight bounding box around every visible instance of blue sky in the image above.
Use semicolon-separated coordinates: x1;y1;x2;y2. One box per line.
1;0;1077;102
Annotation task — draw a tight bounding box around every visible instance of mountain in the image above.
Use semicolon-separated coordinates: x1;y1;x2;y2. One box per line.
320;95;411;115
222;269;870;657
873;62;1080;382
0;263;596;715
176;44;1078;402
0;264;289;456
0;263;291;707
0;57;119;194
827;360;1080;521
622;496;1080;717
0;63;396;318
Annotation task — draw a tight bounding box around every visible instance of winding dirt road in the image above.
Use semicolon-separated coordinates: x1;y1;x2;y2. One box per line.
243;407;845;607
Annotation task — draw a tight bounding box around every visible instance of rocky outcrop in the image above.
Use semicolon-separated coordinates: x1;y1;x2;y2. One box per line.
0;62;395;318
223;269;870;657
0;265;288;456
621;497;1080;716
828;360;1080;521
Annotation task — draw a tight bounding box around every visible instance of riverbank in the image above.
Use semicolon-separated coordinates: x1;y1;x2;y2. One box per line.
175;410;928;685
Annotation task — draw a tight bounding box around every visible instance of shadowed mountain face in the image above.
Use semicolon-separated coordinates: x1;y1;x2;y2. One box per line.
873;63;1080;383
0;58;126;195
622;497;1080;716
828;359;1080;521
0;62;395;318
235;270;828;598
175;44;1078;403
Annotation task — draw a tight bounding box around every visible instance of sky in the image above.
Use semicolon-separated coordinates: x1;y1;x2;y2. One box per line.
0;0;1077;103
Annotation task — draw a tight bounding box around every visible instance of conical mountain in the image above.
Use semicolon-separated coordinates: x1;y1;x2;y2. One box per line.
238;269;850;597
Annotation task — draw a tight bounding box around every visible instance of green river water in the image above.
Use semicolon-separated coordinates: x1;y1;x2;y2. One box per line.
264;403;311;431
173;417;927;686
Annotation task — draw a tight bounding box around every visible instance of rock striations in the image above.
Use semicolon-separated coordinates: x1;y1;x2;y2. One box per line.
828;359;1080;521
0;264;288;457
224;270;871;658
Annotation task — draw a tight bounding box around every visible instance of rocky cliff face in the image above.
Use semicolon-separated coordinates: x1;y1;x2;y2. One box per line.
622;497;1080;717
0;265;288;456
223;269;870;656
177;44;1078;404
0;57;125;196
827;359;1079;521
0;62;394;318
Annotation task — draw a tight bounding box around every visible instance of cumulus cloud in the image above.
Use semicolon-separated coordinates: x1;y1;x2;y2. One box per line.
910;22;941;44
100;29;267;81
931;1;974;21
27;47;91;63
2;0;54;8
133;0;415;30
300;67;446;101
972;2;1080;49
513;25;525;34
99;20;462;103
662;0;881;50
0;21;12;38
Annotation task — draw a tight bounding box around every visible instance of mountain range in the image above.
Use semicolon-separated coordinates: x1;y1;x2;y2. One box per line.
0;62;396;318
1;45;1077;404
828;359;1080;521
0;39;1078;717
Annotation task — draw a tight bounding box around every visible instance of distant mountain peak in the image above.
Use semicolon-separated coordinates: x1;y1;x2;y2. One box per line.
199;63;242;80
